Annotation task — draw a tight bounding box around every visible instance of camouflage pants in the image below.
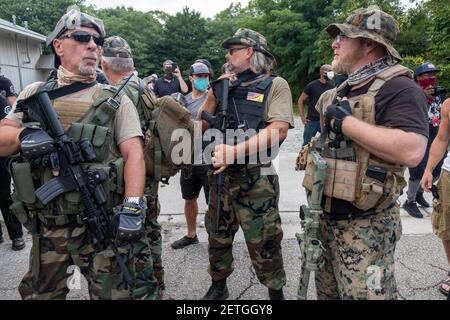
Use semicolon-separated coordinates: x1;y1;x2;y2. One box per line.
19;222;157;300
315;206;402;300
205;170;286;290
144;177;164;298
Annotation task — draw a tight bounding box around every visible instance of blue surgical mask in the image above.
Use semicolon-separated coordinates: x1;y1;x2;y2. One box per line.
194;78;209;92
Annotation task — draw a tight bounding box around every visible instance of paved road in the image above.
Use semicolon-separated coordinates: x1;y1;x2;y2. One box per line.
0;118;448;300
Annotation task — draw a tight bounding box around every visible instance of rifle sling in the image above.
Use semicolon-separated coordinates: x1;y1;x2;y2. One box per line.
47;81;97;100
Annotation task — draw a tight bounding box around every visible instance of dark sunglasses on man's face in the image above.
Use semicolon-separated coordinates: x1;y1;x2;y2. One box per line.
227;47;248;55
59;31;104;46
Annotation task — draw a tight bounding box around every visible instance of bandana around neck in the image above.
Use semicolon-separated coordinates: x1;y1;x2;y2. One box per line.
347;55;396;86
57;66;97;87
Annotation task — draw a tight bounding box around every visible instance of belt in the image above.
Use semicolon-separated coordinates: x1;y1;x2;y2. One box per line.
322;202;396;221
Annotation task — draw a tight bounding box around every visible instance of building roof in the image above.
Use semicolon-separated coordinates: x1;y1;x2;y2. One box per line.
0;17;46;42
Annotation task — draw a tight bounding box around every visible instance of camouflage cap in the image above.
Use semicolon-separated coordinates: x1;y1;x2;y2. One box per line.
46;6;105;47
102;36;133;58
326;7;402;61
222;28;274;59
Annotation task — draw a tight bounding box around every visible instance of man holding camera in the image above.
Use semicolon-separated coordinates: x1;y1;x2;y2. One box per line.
403;62;447;218
153;60;188;97
309;7;428;299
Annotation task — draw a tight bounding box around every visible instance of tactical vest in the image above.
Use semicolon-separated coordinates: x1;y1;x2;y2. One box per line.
9;80;125;228
303;64;413;212
224;74;275;167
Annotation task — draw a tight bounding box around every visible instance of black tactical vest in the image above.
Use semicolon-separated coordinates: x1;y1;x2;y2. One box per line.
221;72;275;167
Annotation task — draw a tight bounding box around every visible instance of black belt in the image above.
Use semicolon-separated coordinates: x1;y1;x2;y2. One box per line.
323;202;396;221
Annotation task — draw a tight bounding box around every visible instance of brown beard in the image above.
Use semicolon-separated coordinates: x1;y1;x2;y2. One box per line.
332;48;365;75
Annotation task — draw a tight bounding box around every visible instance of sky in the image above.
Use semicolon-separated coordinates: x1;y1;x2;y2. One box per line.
84;0;251;18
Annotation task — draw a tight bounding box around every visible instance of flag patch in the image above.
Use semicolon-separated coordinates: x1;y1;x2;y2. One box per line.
247;92;264;103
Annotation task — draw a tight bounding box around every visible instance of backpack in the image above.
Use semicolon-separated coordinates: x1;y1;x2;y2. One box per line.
129;79;194;183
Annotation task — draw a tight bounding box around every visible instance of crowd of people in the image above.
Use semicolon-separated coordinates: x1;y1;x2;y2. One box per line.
0;5;448;300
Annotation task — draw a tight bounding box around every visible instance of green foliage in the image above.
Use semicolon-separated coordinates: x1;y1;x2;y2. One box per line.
0;0;84;36
1;0;449;91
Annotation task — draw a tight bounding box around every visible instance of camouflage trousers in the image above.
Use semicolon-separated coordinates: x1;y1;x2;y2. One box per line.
315;205;402;300
144;177;164;299
205;170;286;290
18;222;157;300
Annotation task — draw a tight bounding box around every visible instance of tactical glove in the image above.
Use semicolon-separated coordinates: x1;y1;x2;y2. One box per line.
113;199;146;242
324;100;352;135
19;127;55;159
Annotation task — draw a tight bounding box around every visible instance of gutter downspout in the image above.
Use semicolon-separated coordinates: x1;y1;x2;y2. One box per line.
14;34;24;91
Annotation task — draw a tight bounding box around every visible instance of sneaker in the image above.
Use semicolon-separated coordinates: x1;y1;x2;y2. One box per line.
403;200;423;218
12;237;26;251
416;192;430;208
171;235;198;249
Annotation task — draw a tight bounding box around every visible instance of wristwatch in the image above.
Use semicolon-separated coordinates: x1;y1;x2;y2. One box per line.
124;196;146;209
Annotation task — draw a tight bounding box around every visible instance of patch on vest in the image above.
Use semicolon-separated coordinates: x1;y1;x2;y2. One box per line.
247;91;264;103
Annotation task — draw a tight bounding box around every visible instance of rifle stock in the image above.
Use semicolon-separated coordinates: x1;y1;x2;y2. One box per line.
296;151;326;299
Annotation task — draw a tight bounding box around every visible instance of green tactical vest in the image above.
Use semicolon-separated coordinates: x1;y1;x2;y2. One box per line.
9;80;126;228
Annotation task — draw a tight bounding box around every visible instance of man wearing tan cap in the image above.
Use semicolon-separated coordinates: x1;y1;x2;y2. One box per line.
306;7;428;299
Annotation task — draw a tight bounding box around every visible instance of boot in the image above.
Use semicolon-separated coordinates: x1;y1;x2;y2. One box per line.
416;191;430;208
268;288;285;300
201;279;229;300
403;200;423;218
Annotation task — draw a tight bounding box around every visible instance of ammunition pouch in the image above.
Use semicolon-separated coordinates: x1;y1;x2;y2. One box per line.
8;156;125;227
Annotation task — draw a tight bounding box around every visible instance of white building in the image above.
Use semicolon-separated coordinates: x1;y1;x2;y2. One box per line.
0;17;53;92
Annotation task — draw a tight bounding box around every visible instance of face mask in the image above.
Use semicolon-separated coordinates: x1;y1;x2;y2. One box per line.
194;78;209;92
417;77;436;90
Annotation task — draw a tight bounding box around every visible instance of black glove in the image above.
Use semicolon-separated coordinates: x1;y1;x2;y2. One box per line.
19;127;55;159
324;100;352;135
113;201;145;242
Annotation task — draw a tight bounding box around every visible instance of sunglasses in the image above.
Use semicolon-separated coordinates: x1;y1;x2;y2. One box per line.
59;31;104;46
227;47;248;55
334;34;347;44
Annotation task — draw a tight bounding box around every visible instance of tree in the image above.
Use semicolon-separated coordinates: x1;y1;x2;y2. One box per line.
0;0;84;36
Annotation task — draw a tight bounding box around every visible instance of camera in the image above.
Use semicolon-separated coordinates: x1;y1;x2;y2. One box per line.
432;86;447;97
172;63;178;72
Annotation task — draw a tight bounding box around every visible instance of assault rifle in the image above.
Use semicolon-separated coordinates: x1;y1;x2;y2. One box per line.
202;78;229;234
296;150;326;299
16;75;135;288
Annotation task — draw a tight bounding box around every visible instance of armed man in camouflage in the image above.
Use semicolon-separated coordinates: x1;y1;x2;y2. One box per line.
199;28;294;300
101;36;164;299
308;7;428;299
0;8;156;299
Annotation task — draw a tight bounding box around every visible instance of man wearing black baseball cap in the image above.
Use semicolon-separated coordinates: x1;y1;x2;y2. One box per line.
403;62;445;218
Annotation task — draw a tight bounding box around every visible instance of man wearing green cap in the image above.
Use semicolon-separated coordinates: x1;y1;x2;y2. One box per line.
0;7;155;299
101;35;164;299
305;7;429;299
199;28;294;300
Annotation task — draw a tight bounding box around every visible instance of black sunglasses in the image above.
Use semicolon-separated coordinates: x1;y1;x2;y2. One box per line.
227;47;248;55
59;31;104;46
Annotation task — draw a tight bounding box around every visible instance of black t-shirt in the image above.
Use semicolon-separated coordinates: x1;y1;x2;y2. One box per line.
154;77;182;97
330;75;429;214
304;79;334;121
0;76;16;111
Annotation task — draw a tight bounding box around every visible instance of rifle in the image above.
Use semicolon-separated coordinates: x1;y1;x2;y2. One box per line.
16;80;135;288
202;78;229;234
296;150;326;300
